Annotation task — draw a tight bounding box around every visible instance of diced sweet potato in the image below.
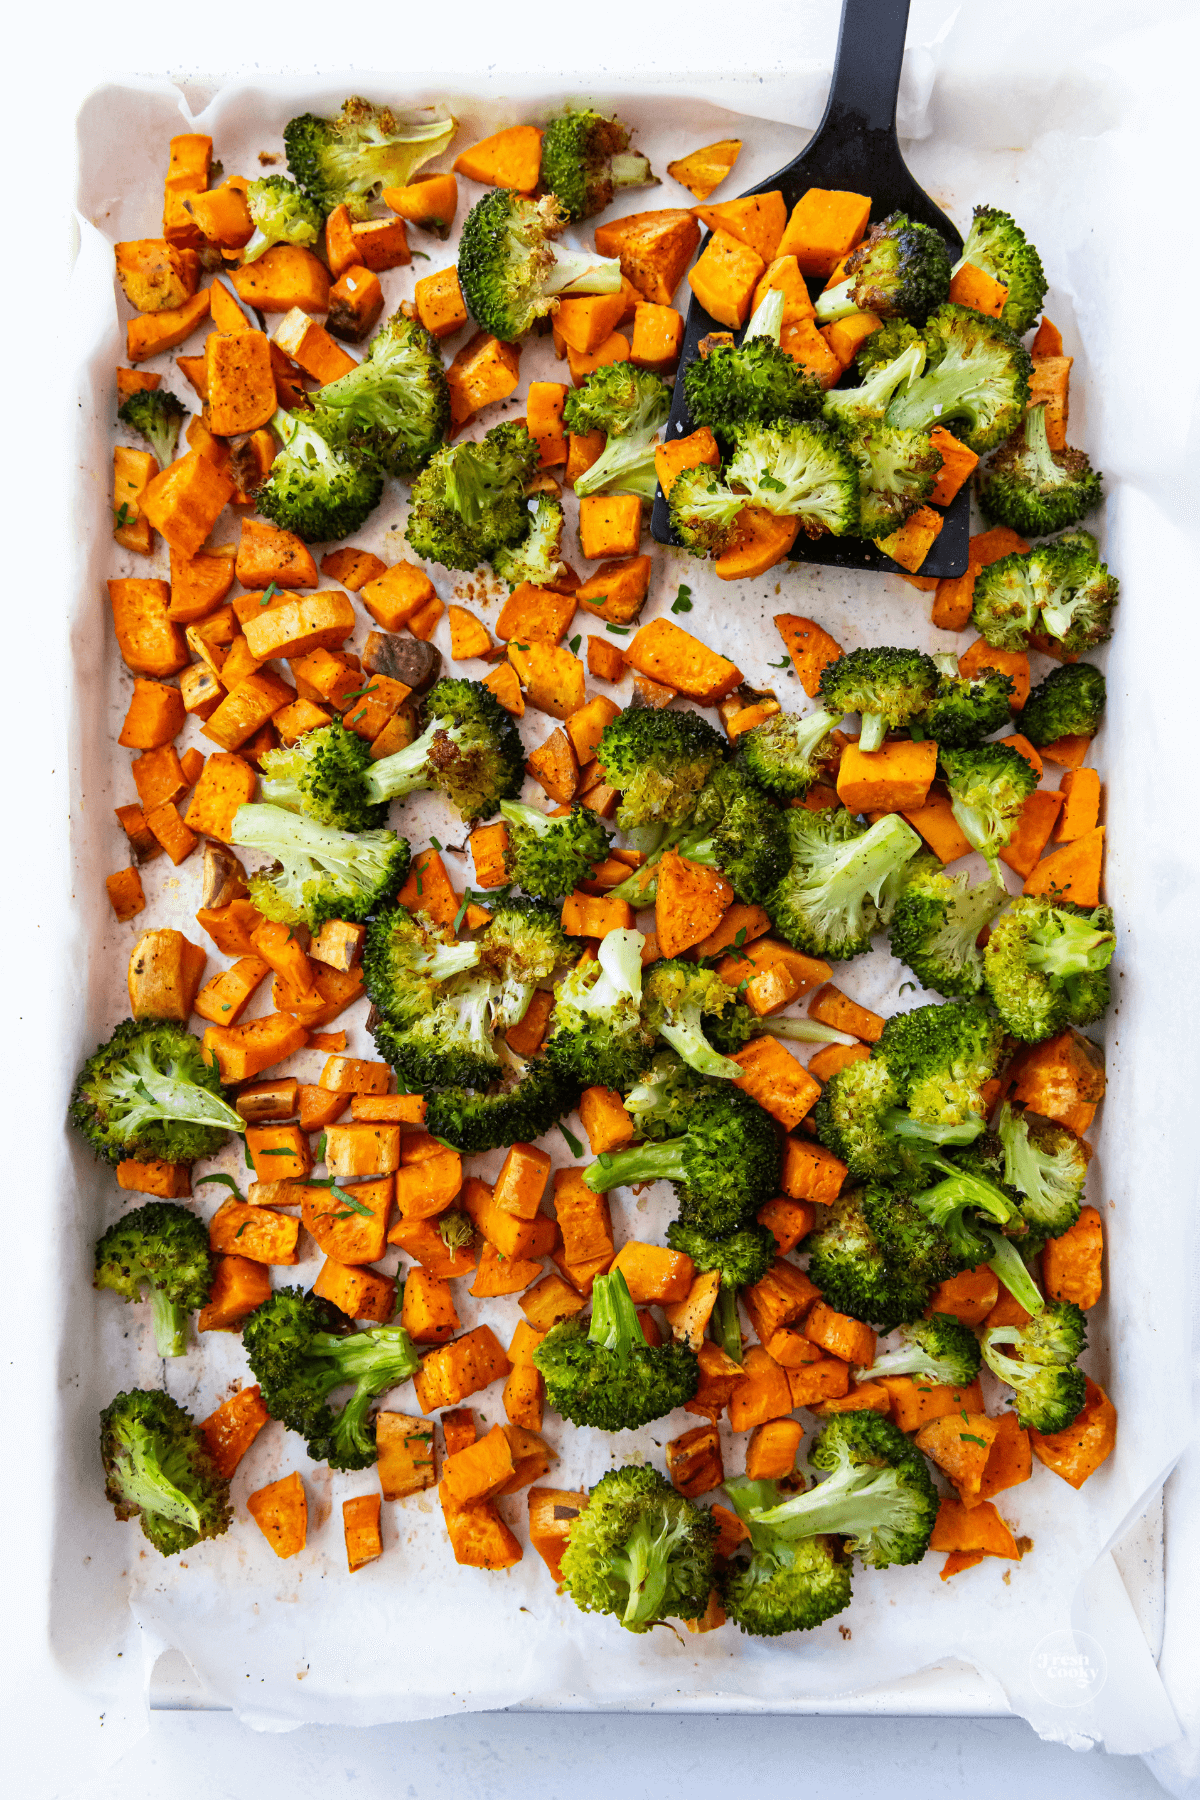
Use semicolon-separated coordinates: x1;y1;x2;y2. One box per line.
666;1423;724;1497
594;209;701;306
246;1471;307;1559
773;614;843;696
729;1037;821;1131
728;1346;794;1431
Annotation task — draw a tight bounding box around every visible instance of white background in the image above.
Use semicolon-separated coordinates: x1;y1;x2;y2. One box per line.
8;1;1199;1795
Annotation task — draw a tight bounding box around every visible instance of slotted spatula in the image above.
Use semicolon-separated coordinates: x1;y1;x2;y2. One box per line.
649;0;970;578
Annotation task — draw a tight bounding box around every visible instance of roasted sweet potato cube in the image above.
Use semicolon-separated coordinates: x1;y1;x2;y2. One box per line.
414;265;469;340
666;1423;725;1497
446;331;520;429
376;1413;436;1501
247;1472;307;1559
594;208;701;306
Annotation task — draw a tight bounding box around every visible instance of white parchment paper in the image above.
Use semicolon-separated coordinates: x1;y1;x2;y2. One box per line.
61;40;1195;1759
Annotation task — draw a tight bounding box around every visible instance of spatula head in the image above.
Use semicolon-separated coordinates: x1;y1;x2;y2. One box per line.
652;117;970;578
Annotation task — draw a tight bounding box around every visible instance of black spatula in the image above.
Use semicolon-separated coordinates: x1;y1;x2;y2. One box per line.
649;0;969;579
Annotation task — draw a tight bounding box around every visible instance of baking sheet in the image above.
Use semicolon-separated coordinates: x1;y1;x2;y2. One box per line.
60;53;1192;1755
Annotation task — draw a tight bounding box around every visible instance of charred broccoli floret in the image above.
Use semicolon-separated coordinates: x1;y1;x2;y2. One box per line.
242;174;322;263
232;802;409;928
585;1085;781;1231
937;742;1039;872
971;532;1117;655
363;904;483;1033
423;1054;576;1154
546;927;654;1092
667;465;747;557
559;1465;714;1633
596;705;725;839
539;109;657;222
816;212;952;327
260;719;384;833
739;708;843;797
683;289;823;445
362;677;525;823
499;798;612;899
841;423;943;538
622;1051;709;1141
100;1389;231;1557
979;405;1103;538
818;647;940;751
888;857;1006;998
982;1303;1088;1433
916;664;1014;746
883;303;1033;453
284;96;454;218
457;189;621;341
70;1018;243;1166
244;1286;421;1470
405;420;541;571
533;1269;699;1430
982;895;1115;1042
952;204;1048;337
732;1410;939;1566
491;494;568;589
94;1202;216;1358
313;313;449;478
862;1313;982;1389
118;387;187;468
854;318;923;375
1019;662;1106;746
875;999;1006;1130
803;1186;956;1330
257;407;383;542
642;958;745;1079
767;806;922;960
720;1523;852;1638
725;421;861;539
564;362;671;500
996;1100;1087;1238
612;760;788;907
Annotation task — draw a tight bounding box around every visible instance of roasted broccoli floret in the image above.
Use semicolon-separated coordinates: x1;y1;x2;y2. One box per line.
818;647;940;752
996;1100;1087;1238
499;798;612;899
232;802;409;929
457;189;621;342
733;1410;939;1566
971;533;1118;655
938;742;1039;872
284;96;454;218
584;1085;781;1231
888;857;1006;998
622;1051;709;1141
982;895;1115;1042
911;1151;1044;1317
767;806;922;960
982;1304;1088;1432
491;494;568;589
245;1288;421;1470
362;677;525;823
363;903;483;1033
979;404;1103;538
883;303;1033;453
559;1464;714;1633
476;895;575;1028
739;708;843;797
257;407;383;542
823;340;927;437
683;290;822;444
720;1521;852;1638
876;999;1006;1130
642;958;745;1079
862;1313;982;1389
596;704;725;839
100;1389;232;1557
841;422;943;538
816;212;952;326
70;1018;244;1166
625;760;786;907
564;363;671;500
546;927;654;1092
667;465;748;557
539;109;657;222
117;387;187;468
803;1186;956;1330
423;1054;575;1155
94;1202;215;1359
725;421;861;539
406;420;541;571
242;174;323;263
952;204;1048;337
916;664;1014;746
312;313;449;478
533;1269;699;1430
854;317;924;374
666;1220;775;1361
259;719;384;833
437;1208;475;1252
1020;662;1106;746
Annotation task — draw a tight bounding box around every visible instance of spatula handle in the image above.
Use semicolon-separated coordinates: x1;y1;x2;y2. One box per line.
821;0;911;137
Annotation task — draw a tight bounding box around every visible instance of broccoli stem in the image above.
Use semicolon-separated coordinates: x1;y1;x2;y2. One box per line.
858;711;888;754
713;1282;743;1364
612;1511;688;1628
610;152;654;191
586;1136;688;1193
742;287;784;344
862;1344;938;1383
656;1009;743;1080
750;1455;900;1537
573;438;660;501
814;276;857;324
149;1287;188;1359
585;927;646;1017
117;1048;245;1139
588;1270;647;1366
500;799;553;839
760;1018;856;1046
947;796;1002;872
362;717;449;803
979;1228;1045;1318
543;251;623;297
